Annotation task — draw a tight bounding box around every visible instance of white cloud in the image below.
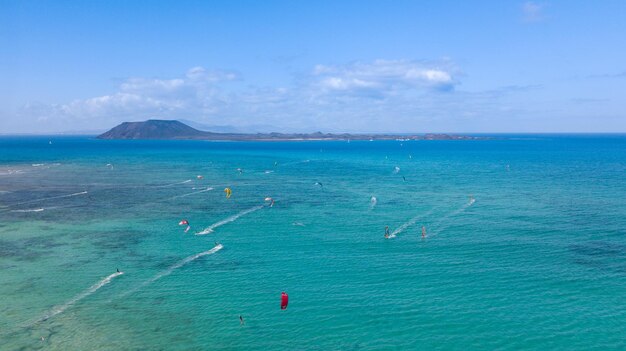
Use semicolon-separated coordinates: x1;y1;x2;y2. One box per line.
12;59;558;133
15;60;462;133
186;66;239;82
31;67;239;124
522;2;544;22
311;60;456;95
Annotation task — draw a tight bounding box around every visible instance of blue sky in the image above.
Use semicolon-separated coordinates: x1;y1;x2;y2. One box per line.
1;0;625;133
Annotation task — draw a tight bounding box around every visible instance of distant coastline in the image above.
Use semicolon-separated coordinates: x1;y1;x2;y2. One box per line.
97;120;486;141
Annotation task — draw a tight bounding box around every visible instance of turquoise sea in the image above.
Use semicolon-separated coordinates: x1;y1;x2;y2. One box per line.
1;135;625;350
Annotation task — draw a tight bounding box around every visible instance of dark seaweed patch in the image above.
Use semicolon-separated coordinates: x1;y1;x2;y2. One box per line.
0;240;21;258
22;236;65;250
570;241;624;258
68;229;149;252
91;230;148;251
570;241;626;273
0;237;63;261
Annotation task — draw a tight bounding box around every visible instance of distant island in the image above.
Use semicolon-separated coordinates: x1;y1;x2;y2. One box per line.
97;120;482;141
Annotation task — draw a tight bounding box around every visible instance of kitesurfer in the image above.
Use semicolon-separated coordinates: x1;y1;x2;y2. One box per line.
116;268;120;273
384;226;390;239
468;195;475;205
402;176;406;182
239;315;245;325
421;226;427;239
179;219;191;233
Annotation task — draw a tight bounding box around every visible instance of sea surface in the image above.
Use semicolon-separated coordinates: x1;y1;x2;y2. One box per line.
1;135;625;350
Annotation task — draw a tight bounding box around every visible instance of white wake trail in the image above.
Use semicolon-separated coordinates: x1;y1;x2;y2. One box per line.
2;191;88;211
150;244;223;282
155;179;192;188
31;272;123;325
428;200;476;238
388;208;435;239
196;205;264;235
10;205;70;213
168;187;213;200
10;208;45;213
120;244;223;297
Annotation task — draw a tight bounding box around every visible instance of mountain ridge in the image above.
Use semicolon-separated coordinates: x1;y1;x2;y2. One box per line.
97;120;482;141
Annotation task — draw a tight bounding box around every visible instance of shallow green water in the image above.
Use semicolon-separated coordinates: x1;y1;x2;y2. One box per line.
1;136;625;350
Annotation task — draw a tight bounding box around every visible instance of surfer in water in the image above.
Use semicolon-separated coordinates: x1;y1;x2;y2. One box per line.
385;226;390;239
421;226;427;239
